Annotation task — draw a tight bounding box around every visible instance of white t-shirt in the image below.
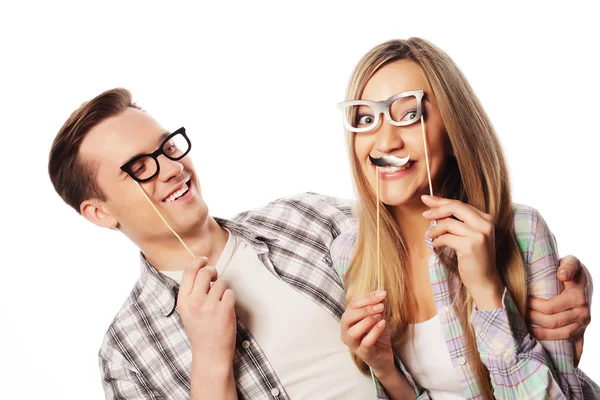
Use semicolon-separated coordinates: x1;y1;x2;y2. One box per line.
162;232;375;399
398;315;464;399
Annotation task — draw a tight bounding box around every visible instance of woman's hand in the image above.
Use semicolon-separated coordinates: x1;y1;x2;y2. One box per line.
422;195;504;310
341;290;395;374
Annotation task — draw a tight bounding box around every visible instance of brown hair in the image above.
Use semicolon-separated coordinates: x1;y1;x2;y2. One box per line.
343;38;526;399
48;88;141;213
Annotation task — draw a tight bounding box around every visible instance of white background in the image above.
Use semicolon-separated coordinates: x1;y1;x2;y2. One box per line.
1;1;598;398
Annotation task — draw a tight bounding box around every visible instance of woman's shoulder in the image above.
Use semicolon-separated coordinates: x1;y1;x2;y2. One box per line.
512;202;542;223
330;227;358;280
511;204;562;299
512;203;541;253
511;203;559;271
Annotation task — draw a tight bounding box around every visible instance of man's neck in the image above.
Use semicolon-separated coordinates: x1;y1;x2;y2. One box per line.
139;216;229;272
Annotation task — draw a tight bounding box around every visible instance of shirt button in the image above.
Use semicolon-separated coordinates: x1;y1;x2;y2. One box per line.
271;388;280;397
443;306;450;314
242;340;250;349
458;357;466;365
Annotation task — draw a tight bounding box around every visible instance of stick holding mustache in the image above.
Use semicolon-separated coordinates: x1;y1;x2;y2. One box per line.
368;153;412;292
368;115;435;291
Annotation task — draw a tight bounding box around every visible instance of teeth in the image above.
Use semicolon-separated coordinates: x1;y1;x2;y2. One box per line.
380;161;413;173
165;183;189;203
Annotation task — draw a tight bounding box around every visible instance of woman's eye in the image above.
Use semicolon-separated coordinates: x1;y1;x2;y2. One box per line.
357;114;375;126
402;110;418;122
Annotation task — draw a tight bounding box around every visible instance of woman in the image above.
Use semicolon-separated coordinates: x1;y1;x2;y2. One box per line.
333;38;599;399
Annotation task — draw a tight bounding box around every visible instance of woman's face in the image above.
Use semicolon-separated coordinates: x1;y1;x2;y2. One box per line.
353;59;451;207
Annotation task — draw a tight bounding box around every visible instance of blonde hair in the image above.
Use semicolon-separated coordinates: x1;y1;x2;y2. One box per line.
344;38;527;399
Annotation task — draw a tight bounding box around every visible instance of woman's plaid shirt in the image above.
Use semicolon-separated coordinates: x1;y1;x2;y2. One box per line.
331;204;600;399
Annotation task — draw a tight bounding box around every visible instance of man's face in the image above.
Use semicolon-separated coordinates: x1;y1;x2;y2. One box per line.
80;108;208;241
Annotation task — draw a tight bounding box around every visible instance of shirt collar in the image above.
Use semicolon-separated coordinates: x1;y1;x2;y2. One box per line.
138;217;278;317
214;217;278;252
425;220;435;250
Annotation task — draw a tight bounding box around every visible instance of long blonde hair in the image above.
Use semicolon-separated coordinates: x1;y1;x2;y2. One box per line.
344;38;527;399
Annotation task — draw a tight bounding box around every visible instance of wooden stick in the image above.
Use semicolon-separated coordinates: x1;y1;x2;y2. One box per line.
420;115;436;226
376;166;381;291
134;181;196;259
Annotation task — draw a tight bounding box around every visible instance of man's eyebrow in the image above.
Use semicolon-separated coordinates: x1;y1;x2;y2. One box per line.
157;131;171;144
122;131;171;165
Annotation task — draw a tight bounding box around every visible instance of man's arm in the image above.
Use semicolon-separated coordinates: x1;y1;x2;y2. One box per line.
100;355;158;399
190;359;237;400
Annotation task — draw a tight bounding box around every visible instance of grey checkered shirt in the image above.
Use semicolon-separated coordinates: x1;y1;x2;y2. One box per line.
98;193;384;399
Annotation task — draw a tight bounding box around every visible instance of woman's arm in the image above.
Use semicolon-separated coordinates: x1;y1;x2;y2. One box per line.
422;197;599;399
372;367;419;400
469;206;600;399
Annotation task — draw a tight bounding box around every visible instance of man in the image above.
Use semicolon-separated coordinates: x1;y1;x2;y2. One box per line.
48;88;593;399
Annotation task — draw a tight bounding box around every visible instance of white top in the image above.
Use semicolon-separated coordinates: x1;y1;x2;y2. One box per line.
397;315;464;399
162;231;375;399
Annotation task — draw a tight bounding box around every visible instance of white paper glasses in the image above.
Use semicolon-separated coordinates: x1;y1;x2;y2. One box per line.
337;89;425;133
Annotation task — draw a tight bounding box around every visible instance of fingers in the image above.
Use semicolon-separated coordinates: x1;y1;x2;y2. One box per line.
342;293;387;344
430;233;462;250
557;255;582;282
527;308;579;329
343;314;383;347
530;323;583;341
347;291;387;310
208;279;229;302
528;289;587;315
193;265;218;296
342;302;385;328
180;256;209;295
422;195;491;231
360;319;387;349
221;288;236;309
421;195;454;207
425;218;474;239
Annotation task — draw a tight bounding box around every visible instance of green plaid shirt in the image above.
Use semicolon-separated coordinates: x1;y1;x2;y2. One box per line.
331;204;600;399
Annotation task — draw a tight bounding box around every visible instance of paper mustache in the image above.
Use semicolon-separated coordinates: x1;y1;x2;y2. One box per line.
368;154;411;167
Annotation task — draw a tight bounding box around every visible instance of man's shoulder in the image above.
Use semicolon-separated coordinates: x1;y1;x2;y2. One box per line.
226;192;356;252
233;192;354;223
98;280;146;363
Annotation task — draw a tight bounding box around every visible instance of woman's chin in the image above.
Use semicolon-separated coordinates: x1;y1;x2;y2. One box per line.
380;195;413;207
378;189;428;208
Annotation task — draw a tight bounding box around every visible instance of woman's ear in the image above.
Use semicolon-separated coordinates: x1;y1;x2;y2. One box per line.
80;199;118;229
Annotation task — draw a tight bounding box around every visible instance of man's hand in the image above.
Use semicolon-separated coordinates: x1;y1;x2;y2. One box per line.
177;257;236;379
527;255;592;367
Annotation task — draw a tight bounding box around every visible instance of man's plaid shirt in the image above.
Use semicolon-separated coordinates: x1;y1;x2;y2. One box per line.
99;193;375;399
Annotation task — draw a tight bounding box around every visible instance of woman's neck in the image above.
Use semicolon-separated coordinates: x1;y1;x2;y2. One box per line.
391;198;432;255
